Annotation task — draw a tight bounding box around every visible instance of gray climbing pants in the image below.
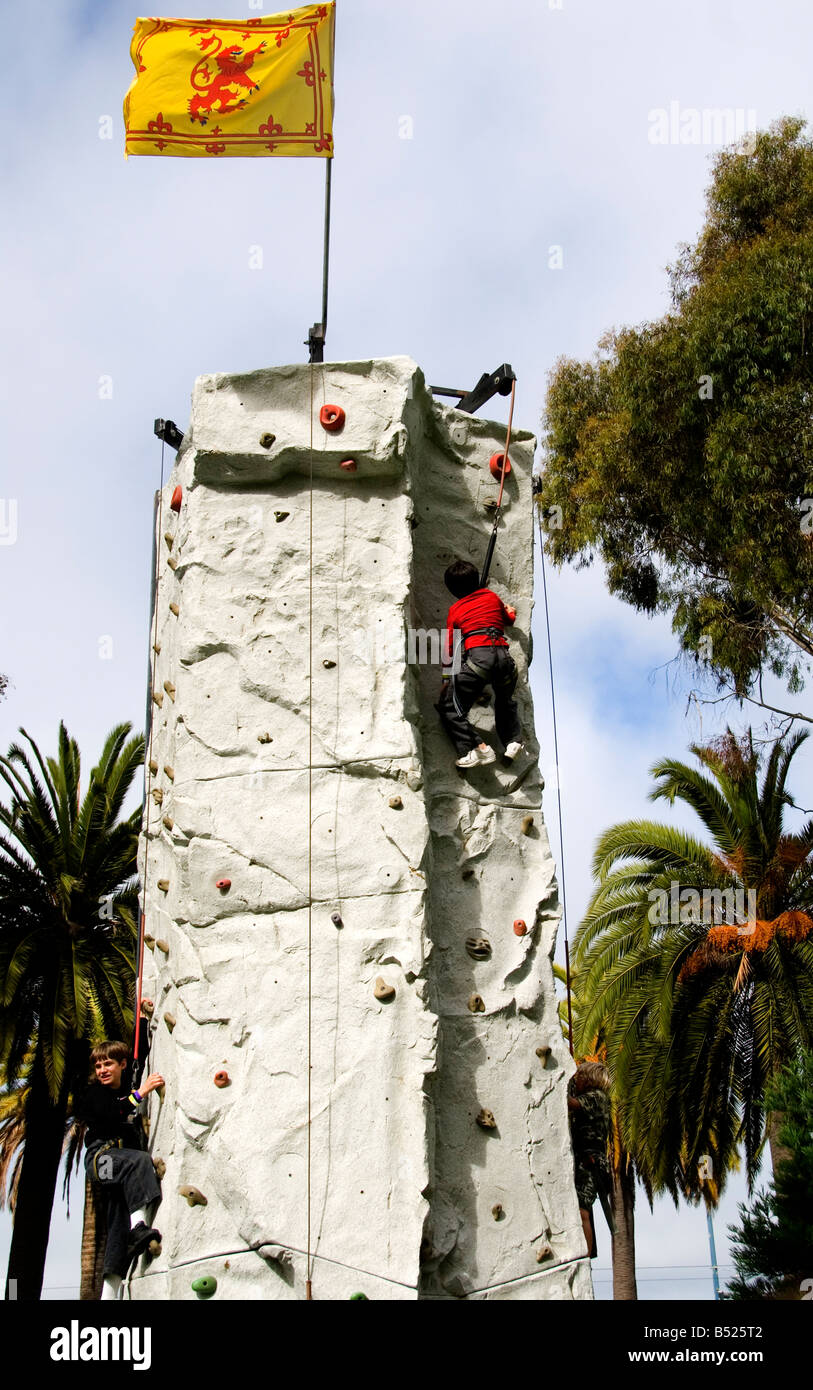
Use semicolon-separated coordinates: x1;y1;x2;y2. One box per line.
86;1144;161;1277
439;644;521;756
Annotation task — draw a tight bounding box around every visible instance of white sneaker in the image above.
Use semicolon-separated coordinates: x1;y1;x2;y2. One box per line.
504;742;524;761
456;745;496;768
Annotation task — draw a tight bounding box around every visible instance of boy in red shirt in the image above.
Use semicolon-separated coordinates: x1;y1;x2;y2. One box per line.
439;559;523;768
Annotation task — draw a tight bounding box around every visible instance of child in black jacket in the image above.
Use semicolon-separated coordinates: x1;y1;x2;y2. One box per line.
75;1004;164;1300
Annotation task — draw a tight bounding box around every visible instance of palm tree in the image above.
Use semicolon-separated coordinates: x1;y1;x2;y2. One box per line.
573;729;813;1211
553;963;639;1299
0;722;143;1300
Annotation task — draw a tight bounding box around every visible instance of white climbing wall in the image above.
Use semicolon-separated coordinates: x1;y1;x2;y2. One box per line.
131;356;593;1302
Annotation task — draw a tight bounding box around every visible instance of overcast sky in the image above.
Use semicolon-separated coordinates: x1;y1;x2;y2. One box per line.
1;0;811;1301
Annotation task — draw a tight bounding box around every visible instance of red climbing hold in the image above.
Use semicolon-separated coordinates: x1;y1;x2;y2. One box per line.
489;453;512;480
214;1070;230;1088
513;919;527;936
319;404;345;433
339;459;357;473
170;485;183;513
216;878;231;891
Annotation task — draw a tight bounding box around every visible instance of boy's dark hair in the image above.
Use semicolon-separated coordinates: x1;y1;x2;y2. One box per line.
90;1039;130;1071
444;559;481;598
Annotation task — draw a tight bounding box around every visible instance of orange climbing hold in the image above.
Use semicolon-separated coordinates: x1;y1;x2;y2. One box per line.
513;919;527;936
216;878;231;891
489;452;512;480
319;404;345;433
170;485;182;512
339;459;357;472
214;1070;230;1088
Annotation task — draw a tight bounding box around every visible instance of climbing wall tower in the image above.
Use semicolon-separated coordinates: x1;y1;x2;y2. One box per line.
132;356;592;1301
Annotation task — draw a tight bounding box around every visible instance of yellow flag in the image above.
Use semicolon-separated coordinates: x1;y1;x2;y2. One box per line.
123;5;335;158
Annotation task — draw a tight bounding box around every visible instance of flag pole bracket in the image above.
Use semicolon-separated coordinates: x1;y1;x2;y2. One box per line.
307;323;326;364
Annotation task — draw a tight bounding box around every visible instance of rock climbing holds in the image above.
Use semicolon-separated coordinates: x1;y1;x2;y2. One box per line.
467;993;486;1013
162;815;174;832
388;795;403;809
258;1244;293;1267
489;452;512;480
164;1013;176;1032
259;432;276;449
167;556;178;572
521;816;534;836
214;1070;230;1088
152;691;164;709
535;1045;551;1064
144;935;155;951
319;403;345;433
483;498;500;513
492;1204;504;1221
349;1292;368;1300
163;680;176;701
156;939;169;955
164;532;173;550
153;1158;166;1179
465;936;491;961
191;1275;218;1298
258;732;273;744
179;1185;207;1207
339;459;357;472
152;642;161;656
141;1000;154;1017
151;788;164;805
216;878;231;891
322;658;336;669
164;765;175;781
170;486;182;513
476;1108;497;1130
169;602;180;617
274;510;289;523
513;919;528;937
536;1245;553;1263
148;759;159;775
374;978;395;1002
331;911;343;928
156;879;169;893
462;868;475;880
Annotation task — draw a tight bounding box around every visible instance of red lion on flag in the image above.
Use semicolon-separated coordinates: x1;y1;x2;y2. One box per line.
188;36;267;125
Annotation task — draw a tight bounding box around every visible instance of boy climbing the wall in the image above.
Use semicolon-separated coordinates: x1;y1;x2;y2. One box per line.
438;559;523;768
75;1001;164;1301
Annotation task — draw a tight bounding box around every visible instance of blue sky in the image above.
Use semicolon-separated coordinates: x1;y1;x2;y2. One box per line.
1;0;811;1300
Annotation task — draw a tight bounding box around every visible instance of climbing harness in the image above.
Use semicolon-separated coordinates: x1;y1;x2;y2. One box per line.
479;377;516;588
534;481;574;1056
91;1138;123;1182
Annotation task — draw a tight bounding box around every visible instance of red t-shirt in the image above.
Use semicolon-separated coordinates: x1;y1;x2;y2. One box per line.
445;588;513;666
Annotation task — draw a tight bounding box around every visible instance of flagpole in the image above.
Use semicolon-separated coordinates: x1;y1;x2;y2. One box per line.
308;157;333;363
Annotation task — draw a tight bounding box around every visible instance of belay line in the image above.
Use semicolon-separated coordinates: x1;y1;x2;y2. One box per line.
135;437;167;1065
534;494;574;1056
479;378;516;589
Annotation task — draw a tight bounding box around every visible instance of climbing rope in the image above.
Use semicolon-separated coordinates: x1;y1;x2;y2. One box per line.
535;497;574;1056
134;438;167;1065
479;378;516;588
306;363;316;1301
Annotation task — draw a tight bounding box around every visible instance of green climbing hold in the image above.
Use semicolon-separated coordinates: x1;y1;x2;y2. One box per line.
191;1275;217;1299
349;1292;368;1300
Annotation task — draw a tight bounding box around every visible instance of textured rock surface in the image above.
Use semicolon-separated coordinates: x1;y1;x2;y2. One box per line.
131;356;592;1301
